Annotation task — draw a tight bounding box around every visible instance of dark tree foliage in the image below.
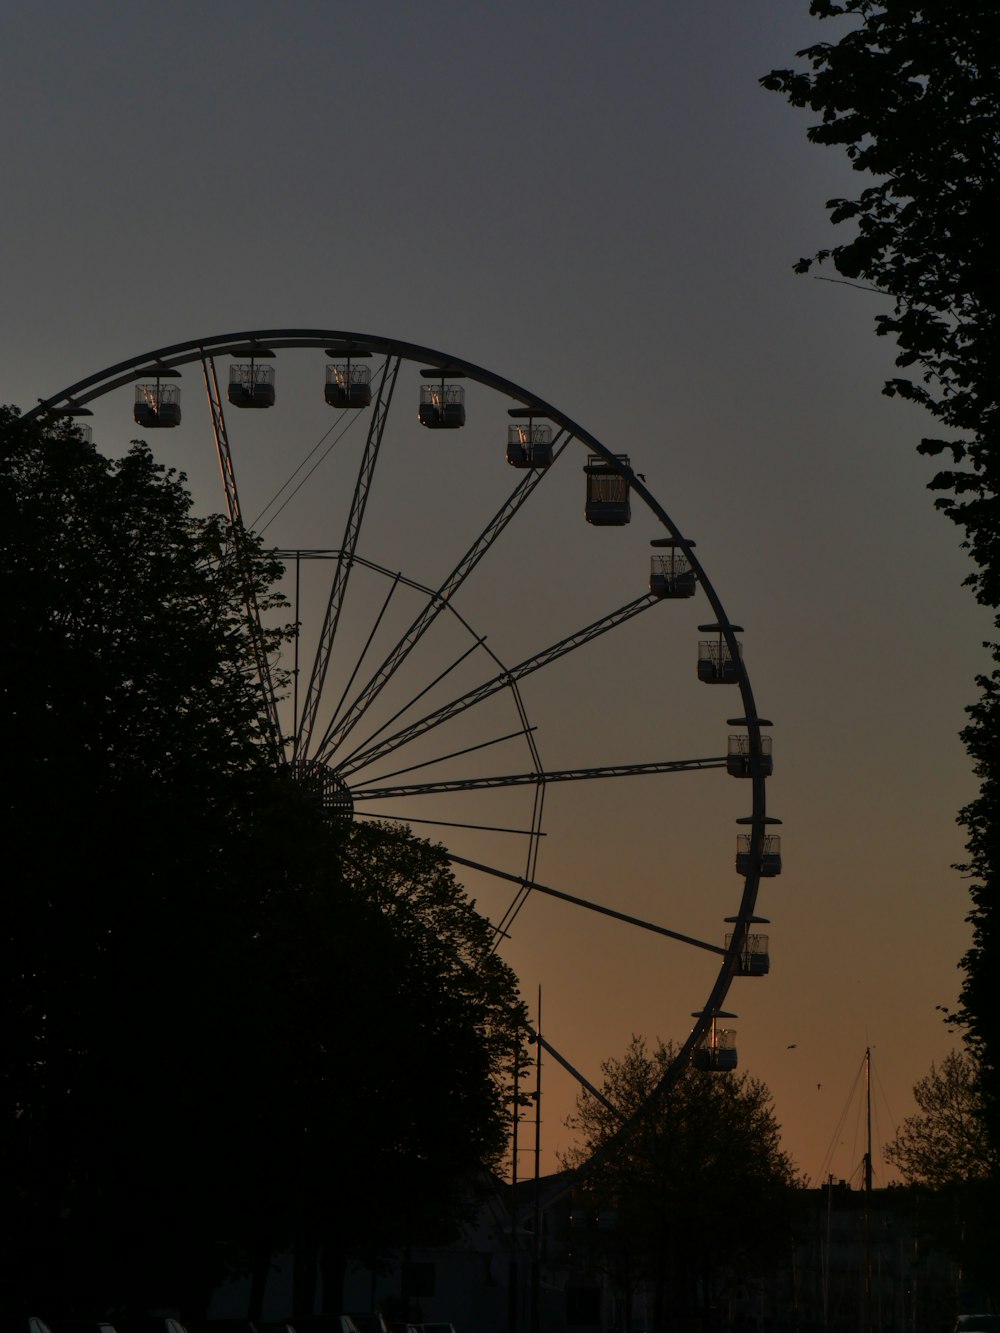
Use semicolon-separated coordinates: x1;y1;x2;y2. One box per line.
270;819;527;1318
762;1;1000;1136
886;1050;1000;1301
0;408;526;1318
886;1050;995;1188
561;1038;797;1333
1;405;289;1312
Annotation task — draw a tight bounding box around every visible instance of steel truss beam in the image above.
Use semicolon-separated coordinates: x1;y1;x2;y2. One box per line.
351;756;726;800
337;593;661;778
201;354;283;756
295;357;401;761
366;725;537;785
444;852;727;956
530;1029;623;1119
312;432;569;762
352;811;543;837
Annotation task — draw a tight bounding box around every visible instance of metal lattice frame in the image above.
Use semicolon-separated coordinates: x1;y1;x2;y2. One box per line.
296;356;401;761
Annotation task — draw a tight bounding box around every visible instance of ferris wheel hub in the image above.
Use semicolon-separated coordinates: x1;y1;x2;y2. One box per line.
289;760;354;820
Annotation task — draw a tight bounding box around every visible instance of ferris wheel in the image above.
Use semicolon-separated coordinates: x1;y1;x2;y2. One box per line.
28;328;781;1123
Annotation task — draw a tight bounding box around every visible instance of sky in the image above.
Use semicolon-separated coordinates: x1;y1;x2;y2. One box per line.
2;0;988;1187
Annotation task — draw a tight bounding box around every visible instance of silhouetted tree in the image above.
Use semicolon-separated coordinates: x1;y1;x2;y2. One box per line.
2;405;289;1312
886;1049;1000;1303
0;408;526;1318
762;2;1000;1144
887;1050;994;1188
257;818;527;1318
561;1037;796;1333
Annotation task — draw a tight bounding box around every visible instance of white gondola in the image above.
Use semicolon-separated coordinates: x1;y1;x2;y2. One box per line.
585;454;630;525
228;361;276;409
649;541;697;598
692;1012;738;1071
697;624;743;683
724;918;771;976
325;362;372;409
726;733;774;778
419;382;465;428
507;423;553;469
134;382;181;428
736;832;782;877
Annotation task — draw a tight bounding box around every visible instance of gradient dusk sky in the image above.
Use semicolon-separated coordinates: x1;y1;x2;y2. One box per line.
2;1;986;1185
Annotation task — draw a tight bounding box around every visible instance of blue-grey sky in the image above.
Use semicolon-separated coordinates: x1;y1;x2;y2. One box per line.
2;1;985;1182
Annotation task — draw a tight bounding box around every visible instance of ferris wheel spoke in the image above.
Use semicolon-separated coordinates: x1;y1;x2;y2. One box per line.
296;356;402;762
324;566;403;739
351;810;545;837
532;1031;624;1119
272;552;412;744
276;549;512;773
333;635;490;770
351;757;727;801
356;725;538;785
336;593;661;778
200;353;285;758
445;852;727;956
313;434;569;764
250;385;377;536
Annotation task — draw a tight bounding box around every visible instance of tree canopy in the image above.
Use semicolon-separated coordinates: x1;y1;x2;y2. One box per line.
886;1049;995;1188
561;1037;797;1333
0;407;527;1318
762;2;1000;590
762;1;1000;1144
886;1049;1000;1302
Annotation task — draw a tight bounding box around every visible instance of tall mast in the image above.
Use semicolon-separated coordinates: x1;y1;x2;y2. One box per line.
863;1046;873;1333
509;1030;520;1333
531;988;542;1333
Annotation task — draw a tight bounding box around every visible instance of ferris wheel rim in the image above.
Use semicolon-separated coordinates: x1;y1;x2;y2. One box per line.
27;326;774;1139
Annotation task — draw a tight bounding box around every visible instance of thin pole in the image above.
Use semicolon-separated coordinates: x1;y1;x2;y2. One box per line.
823;1174;832;1332
531;989;542;1333
509;1033;520;1333
293;550;301;754
864;1047;873;1333
791;1227;800;1333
